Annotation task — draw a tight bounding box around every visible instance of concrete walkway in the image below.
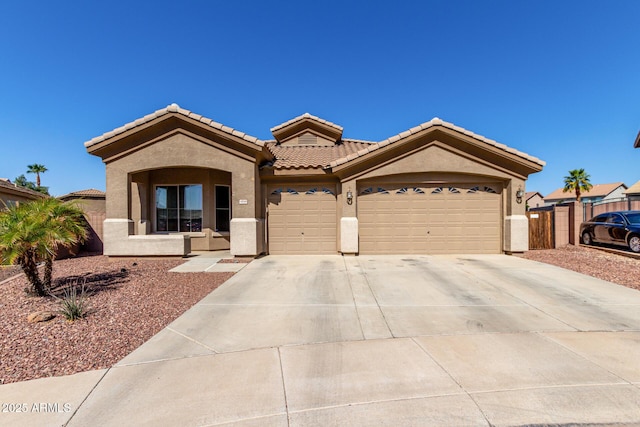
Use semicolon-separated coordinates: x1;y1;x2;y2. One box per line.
2;255;640;426
168;250;248;273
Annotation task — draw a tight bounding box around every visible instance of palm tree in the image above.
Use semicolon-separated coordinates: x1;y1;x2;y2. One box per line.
27;164;47;187
0;198;87;296
563;169;593;202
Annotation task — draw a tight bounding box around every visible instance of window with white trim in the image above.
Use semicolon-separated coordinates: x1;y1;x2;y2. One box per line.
215;185;230;232
155;185;202;232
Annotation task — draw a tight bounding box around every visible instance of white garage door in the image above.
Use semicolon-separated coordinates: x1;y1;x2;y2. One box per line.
267;185;337;254
358;183;501;254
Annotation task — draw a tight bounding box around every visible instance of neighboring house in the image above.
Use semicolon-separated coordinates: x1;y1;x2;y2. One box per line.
59;188;106;212
544;182;627;205
59;189;106;253
85;104;545;257
525;191;544;210
625;180;640;201
0;178;46;209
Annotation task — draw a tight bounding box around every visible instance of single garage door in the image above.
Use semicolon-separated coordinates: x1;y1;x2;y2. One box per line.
358;183;501;254
268;184;337;254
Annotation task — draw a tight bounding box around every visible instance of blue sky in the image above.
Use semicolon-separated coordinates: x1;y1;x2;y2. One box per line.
1;1;638;197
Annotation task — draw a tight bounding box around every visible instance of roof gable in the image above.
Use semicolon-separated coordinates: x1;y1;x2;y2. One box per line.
271;113;343;145
525;191;543;200
85;104;267;162
624;180;640;196
329;118;544;179
85;104;264;149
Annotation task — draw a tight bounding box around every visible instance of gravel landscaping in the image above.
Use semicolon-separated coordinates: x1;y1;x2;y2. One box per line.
0;255;235;384
521;245;640;291
1;245;638;385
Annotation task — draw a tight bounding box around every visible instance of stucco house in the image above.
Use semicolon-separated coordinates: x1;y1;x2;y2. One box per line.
625;181;640;200
525;191;544;210
544;182;627;206
85;104;544;257
59;189;106;253
0;178;46;209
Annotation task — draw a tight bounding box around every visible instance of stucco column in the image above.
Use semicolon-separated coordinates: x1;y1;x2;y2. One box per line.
105;164;130;220
340;179;358;254
229;165;264;256
504;179;528;253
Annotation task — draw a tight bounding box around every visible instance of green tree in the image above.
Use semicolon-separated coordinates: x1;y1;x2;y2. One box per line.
13;174;37;190
563;168;593;202
0;198;87;296
13;174;49;195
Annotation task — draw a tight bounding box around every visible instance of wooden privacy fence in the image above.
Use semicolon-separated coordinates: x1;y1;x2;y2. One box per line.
527;210;554;249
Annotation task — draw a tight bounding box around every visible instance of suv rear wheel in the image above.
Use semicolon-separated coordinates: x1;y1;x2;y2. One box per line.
582;232;592;245
628;235;640;253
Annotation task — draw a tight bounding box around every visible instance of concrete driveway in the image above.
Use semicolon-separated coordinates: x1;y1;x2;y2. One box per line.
3;255;640;426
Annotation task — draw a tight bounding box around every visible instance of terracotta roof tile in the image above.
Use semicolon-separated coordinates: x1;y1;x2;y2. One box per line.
84;104;265;148
266;141;374;169
58;189;106;199
545;182;626;201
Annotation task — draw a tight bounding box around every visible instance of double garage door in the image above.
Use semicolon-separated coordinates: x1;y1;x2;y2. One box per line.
358;183;502;254
267;182;502;255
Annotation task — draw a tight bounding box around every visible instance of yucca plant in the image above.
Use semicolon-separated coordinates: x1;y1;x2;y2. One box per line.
56;282;90;321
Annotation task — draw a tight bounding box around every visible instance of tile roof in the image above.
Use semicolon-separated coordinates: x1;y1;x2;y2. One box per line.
270;112;343;134
329;117;545;168
545;182;626;200
0;179;47;198
59;189;106;199
84;104;265;148
266;140;375;169
624;180;640;195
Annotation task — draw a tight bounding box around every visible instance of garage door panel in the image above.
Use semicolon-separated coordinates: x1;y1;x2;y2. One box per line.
268;185;337;254
359;183;501;254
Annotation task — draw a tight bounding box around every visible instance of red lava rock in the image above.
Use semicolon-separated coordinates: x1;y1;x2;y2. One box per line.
0;255;236;384
521;245;640;290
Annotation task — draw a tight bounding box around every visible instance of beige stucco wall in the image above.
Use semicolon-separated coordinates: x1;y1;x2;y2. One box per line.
336;142;529;254
129;168;232;251
0;189;43;209
106;132;259;218
527;194;544;210
103;131;263;255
